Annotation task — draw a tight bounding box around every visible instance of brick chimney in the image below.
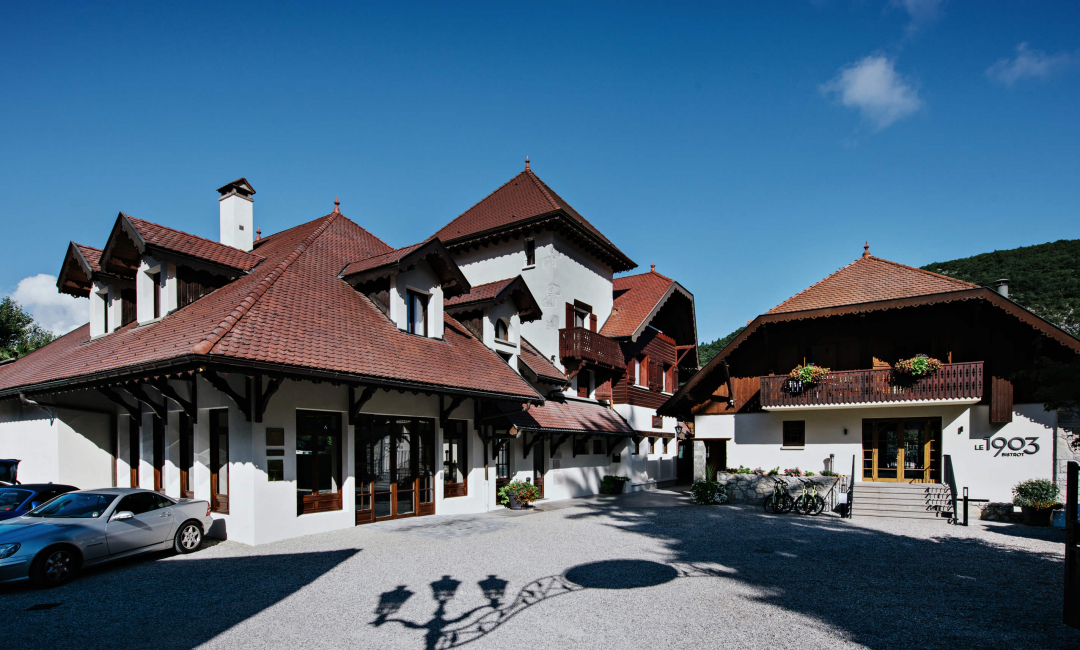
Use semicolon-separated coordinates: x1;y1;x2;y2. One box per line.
217;178;255;251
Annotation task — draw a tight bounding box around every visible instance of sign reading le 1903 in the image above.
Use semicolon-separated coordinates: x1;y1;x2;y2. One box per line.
976;436;1039;457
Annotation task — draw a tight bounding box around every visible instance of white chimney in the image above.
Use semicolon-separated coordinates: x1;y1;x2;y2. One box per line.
217;178;256;251
994;278;1009;298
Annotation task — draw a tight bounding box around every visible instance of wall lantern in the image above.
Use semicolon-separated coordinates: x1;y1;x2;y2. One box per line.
958;425;964;436
675;424;684;435
843;428;848;435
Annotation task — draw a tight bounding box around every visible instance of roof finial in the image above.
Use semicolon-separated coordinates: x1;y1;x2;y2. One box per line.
862;241;870;258
333;196;340;214
256;227;261;241
525;155;530;170
651;263;656;272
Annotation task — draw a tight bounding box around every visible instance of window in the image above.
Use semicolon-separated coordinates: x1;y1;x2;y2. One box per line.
210;409;229;513
635;356;648;387
661;365;673;393
592;439;603;455
101;292;109;334
297;410;343;514
443;420;468;498
116;492;165;516
577;369;591;398
783;421;805;448
407;290;428;336
128;416;139;488
179;413;194;499
495;443;509;480
152;414;165;493
566;301;592;329
266;427;285;482
151;271;162;319
525;239;535;266
495;318;509;341
652;415;663;429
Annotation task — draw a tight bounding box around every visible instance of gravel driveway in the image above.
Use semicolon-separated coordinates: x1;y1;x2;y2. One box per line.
6;488;1078;650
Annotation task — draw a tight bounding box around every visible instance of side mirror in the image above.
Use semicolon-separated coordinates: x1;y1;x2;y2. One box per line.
111;511;134;521
29;502;41;509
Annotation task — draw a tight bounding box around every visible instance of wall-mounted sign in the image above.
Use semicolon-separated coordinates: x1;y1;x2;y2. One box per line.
266;427;285;447
976;436;1040;457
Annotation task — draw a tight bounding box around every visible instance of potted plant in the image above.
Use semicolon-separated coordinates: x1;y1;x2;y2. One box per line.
1012;478;1061;526
788;363;830;386
893;355;943;377
600;475;631;494
498;481;541;510
689;478;728;505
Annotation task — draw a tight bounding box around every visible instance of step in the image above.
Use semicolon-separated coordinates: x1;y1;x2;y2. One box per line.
856;510;953;520
855;482;946;491
855;497;951;507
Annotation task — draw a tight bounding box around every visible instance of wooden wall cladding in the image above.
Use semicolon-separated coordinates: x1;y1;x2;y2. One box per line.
990;375;1014;424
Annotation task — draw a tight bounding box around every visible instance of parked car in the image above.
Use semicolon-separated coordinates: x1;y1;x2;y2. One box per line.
0;484;78;522
0;488;214;587
0;459;19;485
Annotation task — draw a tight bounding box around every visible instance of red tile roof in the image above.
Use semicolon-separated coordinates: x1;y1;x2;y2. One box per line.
767;254;978;314
443;278;515;308
339;242;424;277
431;168;636;271
504;398;635;435
75;244;102;273
127;215;264;272
602;269;678;339
0;213;541;403
518;337;566;385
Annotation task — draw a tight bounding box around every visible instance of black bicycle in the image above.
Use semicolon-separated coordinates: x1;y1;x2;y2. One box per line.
763;479;795;514
793;479;826;516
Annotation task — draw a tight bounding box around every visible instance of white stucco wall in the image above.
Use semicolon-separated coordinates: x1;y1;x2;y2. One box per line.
614;404;678;435
391;263;445;339
56;410;113;489
695;403;1057;503
0;401;60;483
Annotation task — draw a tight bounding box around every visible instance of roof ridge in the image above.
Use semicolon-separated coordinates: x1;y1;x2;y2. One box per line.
868;255;979;288
428;170;532;243
524;168;562;212
191;213;340;355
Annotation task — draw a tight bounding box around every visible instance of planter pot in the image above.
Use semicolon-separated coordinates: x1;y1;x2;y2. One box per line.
614;481;626;494
1021;506;1053;526
508;492;522;510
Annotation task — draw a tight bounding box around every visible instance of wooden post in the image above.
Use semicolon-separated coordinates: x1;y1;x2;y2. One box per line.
1065;461;1079;629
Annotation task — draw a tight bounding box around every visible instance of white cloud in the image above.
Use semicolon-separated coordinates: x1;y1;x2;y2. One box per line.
9;274;89;336
890;0;944;34
985;43;1079;86
820;55;923;131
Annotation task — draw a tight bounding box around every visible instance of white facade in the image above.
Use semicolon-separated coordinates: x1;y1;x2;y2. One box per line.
695;402;1060;503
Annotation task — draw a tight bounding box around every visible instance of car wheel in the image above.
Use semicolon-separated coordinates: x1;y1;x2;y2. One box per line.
174;521;203;554
32;546;80;588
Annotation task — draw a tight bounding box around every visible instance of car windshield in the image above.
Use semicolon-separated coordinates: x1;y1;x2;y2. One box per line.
27;493;117;518
0;489;32;511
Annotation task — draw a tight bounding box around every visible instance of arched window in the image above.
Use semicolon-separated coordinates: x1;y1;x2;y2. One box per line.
495;318;509;341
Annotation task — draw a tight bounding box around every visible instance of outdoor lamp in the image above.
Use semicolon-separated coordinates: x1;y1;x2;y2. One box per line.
675;424;683;435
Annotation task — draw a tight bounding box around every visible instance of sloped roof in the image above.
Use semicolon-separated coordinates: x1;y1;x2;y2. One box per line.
444;277;515;307
0;213;541;403
57;243;104;297
518;337;566;385
767;252;977;314
340;239;470;297
75;244;103;273
431;167;636;271
443;276;542;323
603;269;685;340
126;215;264;272
504;397;635;435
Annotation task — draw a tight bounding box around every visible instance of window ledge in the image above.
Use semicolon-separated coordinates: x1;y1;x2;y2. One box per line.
522;264;536;271
780;446;805;451
494;337;516;348
661;391;673;396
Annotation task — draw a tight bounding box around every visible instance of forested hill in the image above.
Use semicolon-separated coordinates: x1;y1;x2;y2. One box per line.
921;239;1079;337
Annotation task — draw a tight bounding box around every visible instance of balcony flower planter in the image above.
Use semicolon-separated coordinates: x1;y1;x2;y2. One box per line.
787;364;830;387
893;355;943;377
1020;506;1054;527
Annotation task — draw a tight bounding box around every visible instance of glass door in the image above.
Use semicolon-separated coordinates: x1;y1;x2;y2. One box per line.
875;421;900;480
395;420;416;517
862;418;941;483
356;415;435;523
533;436;545;498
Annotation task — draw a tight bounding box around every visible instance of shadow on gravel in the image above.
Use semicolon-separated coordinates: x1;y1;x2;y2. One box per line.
4;549;359;650
560;502;1080;650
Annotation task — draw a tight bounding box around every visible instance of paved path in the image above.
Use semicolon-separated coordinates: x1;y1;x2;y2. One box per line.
6;488;1079;650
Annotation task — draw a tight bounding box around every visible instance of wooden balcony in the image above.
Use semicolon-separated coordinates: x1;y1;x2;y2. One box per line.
760;361;984;409
559;327;626;370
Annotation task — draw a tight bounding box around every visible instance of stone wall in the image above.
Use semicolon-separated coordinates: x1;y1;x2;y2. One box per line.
715;473;847;504
977;502;1023;523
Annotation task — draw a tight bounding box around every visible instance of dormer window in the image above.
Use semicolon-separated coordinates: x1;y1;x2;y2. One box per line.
151;271;162;319
407;290;428;336
495;318;509;341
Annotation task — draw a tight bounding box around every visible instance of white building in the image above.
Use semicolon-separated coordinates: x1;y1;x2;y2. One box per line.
661;247;1080;512
0;166;698;544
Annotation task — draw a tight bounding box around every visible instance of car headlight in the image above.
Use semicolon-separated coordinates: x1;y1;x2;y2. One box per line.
0;543;21;559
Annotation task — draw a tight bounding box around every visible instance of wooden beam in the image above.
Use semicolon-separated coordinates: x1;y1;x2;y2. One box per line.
439;394;466;429
99;386;140;421
131;383;168;421
550;432;572;458
151;378;196;423
255;376;284;423
203;369;251;421
522;431;543;459
347;385;377;425
607;435;628;456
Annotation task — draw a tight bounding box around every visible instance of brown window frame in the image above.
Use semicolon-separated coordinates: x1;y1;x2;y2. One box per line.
577;368;592;398
128;416;139;488
495;318;509;341
406;290;428;336
296;410;343;515
179;412;194;499
443;420;468;498
783;421;805;448
152;414;165;493
209;409;230;514
151;271;162;319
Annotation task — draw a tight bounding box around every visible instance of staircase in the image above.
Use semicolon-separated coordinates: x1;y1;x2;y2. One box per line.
853;482;954;520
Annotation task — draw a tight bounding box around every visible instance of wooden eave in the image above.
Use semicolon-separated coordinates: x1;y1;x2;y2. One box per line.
659;287;1080;417
56;242;96;298
341;239;471;298
444;276;543;324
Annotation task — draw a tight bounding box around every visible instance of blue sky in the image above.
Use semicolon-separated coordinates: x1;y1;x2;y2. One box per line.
1;1;1077;342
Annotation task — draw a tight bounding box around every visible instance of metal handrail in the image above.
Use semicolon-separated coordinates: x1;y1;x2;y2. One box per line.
943;455;959;524
846;455;855;518
1066;460;1079;629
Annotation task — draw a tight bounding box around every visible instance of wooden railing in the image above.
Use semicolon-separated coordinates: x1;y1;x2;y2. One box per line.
760;361;984;408
559;327;626;370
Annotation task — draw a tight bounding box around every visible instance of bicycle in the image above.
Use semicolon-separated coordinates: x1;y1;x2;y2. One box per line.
763;479;794;514
793;479;826;516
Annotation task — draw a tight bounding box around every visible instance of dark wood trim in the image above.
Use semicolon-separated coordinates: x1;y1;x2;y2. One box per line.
522;431;543;459
131;383;168;421
550;432;572;458
607;435;629;456
151;378;196;423
254;375;284;423
439;394;466;429
347;384;378;425
203;369;251;421
99;386;140;421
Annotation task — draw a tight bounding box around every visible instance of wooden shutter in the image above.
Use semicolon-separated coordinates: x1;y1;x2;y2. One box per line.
589;313;597;332
990;376;1013;424
565;303;575;329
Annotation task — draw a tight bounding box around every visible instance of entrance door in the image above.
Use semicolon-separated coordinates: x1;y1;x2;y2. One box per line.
862;418;940;483
703;440;727;475
533;437;545;498
356;416;435;524
676;440;693;484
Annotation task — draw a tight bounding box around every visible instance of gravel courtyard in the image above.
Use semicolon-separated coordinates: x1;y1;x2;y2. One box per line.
6;488;1079;650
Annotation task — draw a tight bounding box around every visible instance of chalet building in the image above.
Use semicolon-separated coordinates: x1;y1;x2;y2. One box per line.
0;164;697;544
660;245;1080;508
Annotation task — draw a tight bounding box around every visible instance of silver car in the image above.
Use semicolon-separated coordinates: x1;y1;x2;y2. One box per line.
0;487;214;587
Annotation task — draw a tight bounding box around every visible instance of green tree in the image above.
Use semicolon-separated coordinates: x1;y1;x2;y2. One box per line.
0;296;55;360
698;326;745;367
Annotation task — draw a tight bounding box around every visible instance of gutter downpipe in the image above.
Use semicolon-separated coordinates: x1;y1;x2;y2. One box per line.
19;393;56;424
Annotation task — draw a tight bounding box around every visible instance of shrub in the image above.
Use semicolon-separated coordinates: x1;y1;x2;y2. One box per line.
789;363;830;384
730;466;753;475
767;467;780;476
1012;478;1061;510
600;475;631;494
894;355;943;377
690;480;728;505
820;469;838;477
752;467;764;475
498;480;541;507
805;471;815;477
783;467;802;477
